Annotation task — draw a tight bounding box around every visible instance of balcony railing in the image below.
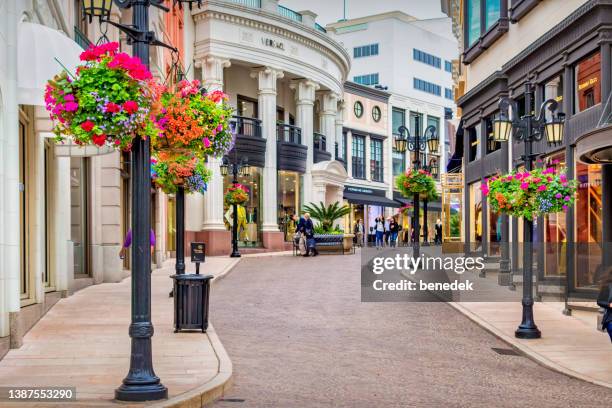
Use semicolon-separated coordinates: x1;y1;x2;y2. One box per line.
226;0;261;7
277;123;302;144
231;116;262;137
74;26;91;50
313;133;327;151
277;5;303;22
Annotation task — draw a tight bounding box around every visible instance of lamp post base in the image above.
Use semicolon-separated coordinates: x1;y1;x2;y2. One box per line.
115;382;168;402
515;325;542;339
230;251;241;258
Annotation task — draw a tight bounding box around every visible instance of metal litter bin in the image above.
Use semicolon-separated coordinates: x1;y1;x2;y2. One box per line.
171;273;213;333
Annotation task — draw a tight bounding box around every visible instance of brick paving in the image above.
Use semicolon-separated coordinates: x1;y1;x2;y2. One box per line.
211;252;612;408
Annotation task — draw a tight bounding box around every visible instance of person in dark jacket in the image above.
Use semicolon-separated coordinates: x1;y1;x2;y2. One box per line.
302;213;318;257
597;266;612;342
388;217;399;247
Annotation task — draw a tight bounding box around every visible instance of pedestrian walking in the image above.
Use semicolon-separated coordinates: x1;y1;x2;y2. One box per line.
384;217;390;245
374;216;385;249
293;214;306;255
303;213;318;257
389;217;399;247
435;218;443;245
354;219;364;247
597;266;612;342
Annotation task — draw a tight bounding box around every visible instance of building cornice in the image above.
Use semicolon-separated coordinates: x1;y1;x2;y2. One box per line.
192;1;351;77
457;71;507;107
344;82;391;103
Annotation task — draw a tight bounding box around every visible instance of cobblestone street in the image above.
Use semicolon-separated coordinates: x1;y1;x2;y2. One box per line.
211;253;612;408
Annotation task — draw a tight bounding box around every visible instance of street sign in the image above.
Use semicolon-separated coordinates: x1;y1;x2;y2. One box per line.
191;242;205;264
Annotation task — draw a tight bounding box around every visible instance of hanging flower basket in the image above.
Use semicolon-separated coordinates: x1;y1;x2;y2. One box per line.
482;166;577;220
44;42;159;150
396;169;439;200
151;150;211;195
152;80;235;158
224;184;249;206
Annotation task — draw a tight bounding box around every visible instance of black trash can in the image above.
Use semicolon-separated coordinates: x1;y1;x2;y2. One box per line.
171;274;213;333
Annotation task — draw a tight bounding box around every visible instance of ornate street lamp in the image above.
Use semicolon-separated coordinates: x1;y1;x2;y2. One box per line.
222;145;249;258
494;82;566;339
80;0;203;402
396;124;437;256
82;0;113;22
394;132;408;153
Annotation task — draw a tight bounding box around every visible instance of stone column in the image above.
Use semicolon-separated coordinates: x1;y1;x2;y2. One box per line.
198;56;231;255
251;67;285;249
320;92;338;154
346;130;353;176
335;101;344;161
291;79;318;204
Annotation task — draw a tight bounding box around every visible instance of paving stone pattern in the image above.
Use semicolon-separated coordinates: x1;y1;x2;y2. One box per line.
211;253;612;408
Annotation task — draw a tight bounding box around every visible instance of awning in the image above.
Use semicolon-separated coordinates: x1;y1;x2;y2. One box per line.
344;192;400;208
18;22;83;106
394;195;443;211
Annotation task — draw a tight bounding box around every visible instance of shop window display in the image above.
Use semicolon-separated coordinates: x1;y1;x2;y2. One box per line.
543;153;567;277
223;167;262;247
469;181;483;250
575;161;602;289
278;170;302;241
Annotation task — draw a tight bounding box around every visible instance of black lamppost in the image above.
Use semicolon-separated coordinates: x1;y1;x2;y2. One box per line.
421;156;439;247
81;0;195;402
396;125;438;258
493;82;566;339
220;151;249;258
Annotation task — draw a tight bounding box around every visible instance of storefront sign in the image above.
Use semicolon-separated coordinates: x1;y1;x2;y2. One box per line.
262;38;284;50
578;77;598;91
344;185;387;197
191;242;206;263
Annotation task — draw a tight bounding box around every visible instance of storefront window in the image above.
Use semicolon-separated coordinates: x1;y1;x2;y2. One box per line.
543;153;567;277
392;148;405;177
367;205;384;243
468;126;480;162
469;181;483;248
278;170;302;241
574;51;601;113
370;138;383;182
223;167;263;247
237;95;258;118
352;134;366;179
575;161;602;289
71;157;90;278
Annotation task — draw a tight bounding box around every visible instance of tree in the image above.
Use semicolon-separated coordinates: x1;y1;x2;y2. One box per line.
302;201;351;232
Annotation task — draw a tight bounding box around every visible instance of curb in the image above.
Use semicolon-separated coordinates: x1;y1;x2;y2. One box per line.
149;257;241;408
448;301;612;391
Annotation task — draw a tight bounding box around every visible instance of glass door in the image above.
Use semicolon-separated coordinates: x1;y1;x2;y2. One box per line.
70;157;90;277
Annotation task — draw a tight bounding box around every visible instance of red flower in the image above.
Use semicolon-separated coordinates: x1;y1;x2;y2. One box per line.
92;134;106;146
105;102;121;113
123;101;138;114
208;90;227;103
80;120;94;132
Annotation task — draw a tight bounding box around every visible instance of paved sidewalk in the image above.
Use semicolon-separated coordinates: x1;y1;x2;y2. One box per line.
451;299;612;389
0;256;238;407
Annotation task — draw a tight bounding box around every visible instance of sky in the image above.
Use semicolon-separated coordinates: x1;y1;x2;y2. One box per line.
279;0;446;25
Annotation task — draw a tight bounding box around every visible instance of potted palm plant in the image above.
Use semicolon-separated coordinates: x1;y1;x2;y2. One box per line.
302;202;354;252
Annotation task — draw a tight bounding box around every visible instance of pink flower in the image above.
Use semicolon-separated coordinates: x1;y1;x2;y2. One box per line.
537;185;547;192
123;101;138;114
562;205;568;212
564;196;571;201
552;159;560;164
64;94;75;102
555;193;563;199
64;101;79;112
80;120;94;132
520;182;529;190
202;137;211;148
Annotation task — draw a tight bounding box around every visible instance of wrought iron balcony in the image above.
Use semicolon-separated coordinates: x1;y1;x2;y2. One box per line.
231;116;262;138
313;133;331;163
277;123;302;144
226;116;266;168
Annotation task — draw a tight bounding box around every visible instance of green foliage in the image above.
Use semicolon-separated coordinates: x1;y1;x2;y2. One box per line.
313;224;344;235
450;213;460;237
396;169;439;200
303;201;350;233
484;167;577;220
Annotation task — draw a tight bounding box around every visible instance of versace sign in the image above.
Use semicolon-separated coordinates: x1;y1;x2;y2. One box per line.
262;38;285;50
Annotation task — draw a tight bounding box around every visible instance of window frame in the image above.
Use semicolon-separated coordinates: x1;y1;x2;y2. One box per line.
372;105;382;122
354;43;379;59
354;101;364;118
463;0;509;65
370;138;384;182
351;134;366;179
